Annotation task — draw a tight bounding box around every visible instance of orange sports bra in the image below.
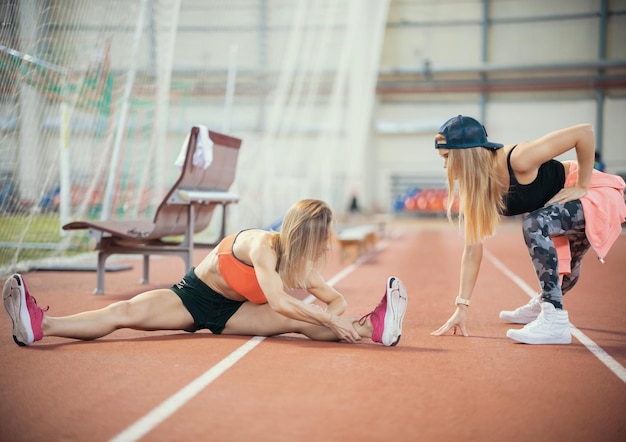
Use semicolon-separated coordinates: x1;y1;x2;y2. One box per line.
217;230;268;304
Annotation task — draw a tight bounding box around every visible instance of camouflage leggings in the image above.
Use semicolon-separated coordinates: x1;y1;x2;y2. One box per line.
521;200;589;309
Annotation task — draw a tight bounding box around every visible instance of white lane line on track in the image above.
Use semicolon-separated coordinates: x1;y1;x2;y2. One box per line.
109;336;266;442
109;239;390;442
485;249;626;384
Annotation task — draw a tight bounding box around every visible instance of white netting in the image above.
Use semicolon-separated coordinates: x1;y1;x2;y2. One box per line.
0;0;389;276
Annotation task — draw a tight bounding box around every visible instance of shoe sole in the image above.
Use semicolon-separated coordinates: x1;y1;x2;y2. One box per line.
2;275;32;346
382;277;407;346
506;328;572;345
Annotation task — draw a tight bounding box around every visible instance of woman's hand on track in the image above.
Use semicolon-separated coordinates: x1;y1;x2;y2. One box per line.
431;307;469;337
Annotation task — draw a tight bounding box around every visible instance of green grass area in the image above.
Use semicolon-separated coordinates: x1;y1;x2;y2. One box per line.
0;214;63;243
0;214;89;267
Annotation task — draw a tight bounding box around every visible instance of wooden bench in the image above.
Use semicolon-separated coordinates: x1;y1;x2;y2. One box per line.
336;224;379;263
62;127;241;294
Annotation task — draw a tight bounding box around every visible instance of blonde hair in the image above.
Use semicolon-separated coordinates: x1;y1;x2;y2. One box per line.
437;134;505;243
275;199;333;288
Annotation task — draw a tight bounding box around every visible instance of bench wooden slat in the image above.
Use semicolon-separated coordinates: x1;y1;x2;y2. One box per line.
174;190;240;204
336;224;379;263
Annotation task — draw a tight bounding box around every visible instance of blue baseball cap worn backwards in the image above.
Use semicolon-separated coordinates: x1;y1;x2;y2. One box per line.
435;115;503;150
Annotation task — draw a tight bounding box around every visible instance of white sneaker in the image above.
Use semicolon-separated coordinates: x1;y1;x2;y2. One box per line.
506;302;571;345
499;295;541;324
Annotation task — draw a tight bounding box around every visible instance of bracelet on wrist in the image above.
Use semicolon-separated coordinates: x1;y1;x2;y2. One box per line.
455;296;470;307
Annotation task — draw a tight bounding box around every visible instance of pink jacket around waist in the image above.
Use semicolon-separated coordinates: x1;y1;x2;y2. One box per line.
557;162;626;272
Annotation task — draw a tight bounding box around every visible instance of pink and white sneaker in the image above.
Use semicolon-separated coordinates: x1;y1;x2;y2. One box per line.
360;276;408;346
3;274;47;346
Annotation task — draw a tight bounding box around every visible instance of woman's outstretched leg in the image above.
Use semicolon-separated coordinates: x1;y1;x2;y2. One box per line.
3;274;194;345
221;302;356;341
222;276;407;346
44;289;195;340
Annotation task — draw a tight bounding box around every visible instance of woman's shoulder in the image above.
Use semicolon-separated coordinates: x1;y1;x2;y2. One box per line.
240;229;279;258
508;140;561;173
239;228;276;242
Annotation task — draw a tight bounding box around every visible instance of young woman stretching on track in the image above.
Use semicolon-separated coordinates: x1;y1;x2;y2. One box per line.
430;115;626;344
4;199;408;347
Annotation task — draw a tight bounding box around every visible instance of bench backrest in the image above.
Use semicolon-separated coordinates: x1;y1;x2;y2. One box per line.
150;127;242;238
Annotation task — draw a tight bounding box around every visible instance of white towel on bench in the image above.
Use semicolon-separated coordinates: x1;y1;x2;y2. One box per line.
175;124;214;169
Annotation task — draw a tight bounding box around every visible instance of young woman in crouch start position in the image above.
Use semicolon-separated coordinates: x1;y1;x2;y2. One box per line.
431;115;625;344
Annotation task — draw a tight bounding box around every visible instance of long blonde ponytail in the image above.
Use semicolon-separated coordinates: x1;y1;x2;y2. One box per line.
446;148;505;243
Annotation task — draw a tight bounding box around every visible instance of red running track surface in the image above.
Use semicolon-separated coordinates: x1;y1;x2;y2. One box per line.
1;218;625;442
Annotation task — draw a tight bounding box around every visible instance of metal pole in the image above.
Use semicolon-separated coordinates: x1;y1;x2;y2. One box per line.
595;0;608;157
59;100;71;232
479;0;489;123
222;44;239;133
100;0;148;220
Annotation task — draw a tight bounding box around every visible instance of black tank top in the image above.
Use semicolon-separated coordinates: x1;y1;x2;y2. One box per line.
502;146;566;216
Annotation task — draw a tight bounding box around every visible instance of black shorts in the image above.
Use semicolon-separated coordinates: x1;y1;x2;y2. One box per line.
170;268;244;334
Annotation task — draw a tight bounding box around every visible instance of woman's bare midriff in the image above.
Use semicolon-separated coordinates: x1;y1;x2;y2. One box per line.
194;248;247;302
